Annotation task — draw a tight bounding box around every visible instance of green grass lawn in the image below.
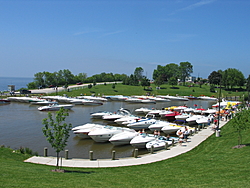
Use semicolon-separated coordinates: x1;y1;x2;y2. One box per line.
52;83;245;100
1;120;250;188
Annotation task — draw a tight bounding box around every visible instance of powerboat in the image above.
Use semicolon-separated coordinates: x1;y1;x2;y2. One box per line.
186;115;203;125
127;118;157;130
90;111;113;119
69;98;103;105
88;126;131;142
109;129;138;146
165;111;180;121
175;114;190;121
134;107;152;114
38;104;74;111
159;95;189;101
161;123;183;134
146;136;178;151
73;124;105;139
102;108;131;121
148;120;173;131
130;133;156;148
0;99;11;104
197;96;218;101
114;115;139;125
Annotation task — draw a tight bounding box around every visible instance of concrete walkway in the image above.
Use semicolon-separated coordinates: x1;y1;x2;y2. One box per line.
24;120;227;168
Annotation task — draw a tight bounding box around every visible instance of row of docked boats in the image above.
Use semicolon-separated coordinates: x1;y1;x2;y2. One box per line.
72;123;180;150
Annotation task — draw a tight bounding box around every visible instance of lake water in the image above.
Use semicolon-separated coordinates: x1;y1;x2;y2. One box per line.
0;99;216;159
0;77;33;91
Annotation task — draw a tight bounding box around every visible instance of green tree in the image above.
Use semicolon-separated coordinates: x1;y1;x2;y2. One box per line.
168;76;178;86
179;61;193;84
229;109;250;146
140;76;150;89
222;68;245;89
208;71;222;85
134;67;144;80
42;108;72;169
154;76;164;87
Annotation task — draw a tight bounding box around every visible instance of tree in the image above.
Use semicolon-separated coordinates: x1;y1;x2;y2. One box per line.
229;109;250;146
208;71;222;85
222;68;245;89
42;108;72;169
154;76;164;87
179;61;193;84
140;76;150;89
168;76;178;86
134;67;144;81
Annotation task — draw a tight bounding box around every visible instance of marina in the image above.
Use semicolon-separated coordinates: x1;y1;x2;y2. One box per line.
0;96;218;159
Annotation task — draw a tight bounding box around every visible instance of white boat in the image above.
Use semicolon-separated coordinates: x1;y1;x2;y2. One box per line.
73;124;105;139
159;95;189;101
127;118;157;130
69;98;103;105
148;120;173;131
186;115;203;125
196;116;209;124
161;123;183;134
175;114;190;121
146;136;177;151
198;96;218;101
30;100;58;105
90;111;113;119
102;108;131;121
105;95;129;101
77;96;108;102
158;110;175;118
130;133;156;148
202;108;217;114
109;129;138;146
88;126;131;142
134;107;152;114
114;115;139;124
38;104;74;111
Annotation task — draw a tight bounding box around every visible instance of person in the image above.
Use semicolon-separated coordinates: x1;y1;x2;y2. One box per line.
178;130;184;145
157;130;161;137
154;130;158;137
183;127;189;142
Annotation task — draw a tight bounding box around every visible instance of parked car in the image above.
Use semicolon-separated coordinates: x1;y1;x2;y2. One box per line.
20;89;31;94
76;82;82;85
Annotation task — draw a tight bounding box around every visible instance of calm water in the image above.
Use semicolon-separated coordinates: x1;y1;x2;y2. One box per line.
0;99;216;159
0;77;33;91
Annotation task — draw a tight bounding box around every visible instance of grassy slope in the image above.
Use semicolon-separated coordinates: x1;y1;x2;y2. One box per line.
52;83;244;99
1;120;250;188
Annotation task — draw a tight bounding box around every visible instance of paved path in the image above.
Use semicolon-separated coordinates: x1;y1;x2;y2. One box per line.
24;120;226;168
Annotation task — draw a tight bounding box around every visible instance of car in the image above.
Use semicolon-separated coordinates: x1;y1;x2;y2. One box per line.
20;89;31;94
48;85;55;88
76;82;82;85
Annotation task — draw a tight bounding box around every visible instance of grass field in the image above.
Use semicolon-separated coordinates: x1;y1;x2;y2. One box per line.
51;83;246;101
1;119;250;188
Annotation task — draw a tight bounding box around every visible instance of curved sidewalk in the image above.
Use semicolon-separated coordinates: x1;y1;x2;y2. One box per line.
24;121;226;168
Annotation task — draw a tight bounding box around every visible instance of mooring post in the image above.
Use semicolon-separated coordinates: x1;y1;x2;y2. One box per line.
165;142;169;150
44;147;48;157
134;148;138;158
89;151;94;160
65;150;69;159
112;150;116;160
150;145;154;154
172;139;175;146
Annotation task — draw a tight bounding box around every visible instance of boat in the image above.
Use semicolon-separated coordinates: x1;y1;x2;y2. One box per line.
158;110;175;118
77;95;108;102
109;129;138;146
127;118;157;130
159;95;189;101
69;98;103;105
38;104;74;111
130;133;156;148
161;123;183;134
102;108;131;121
146;136;177;151
198;96;218;101
186;115;203;125
0;99;11;104
175;114;190;121
88;126;131;142
134;107;152;114
90;111;113;119
148;120;173;132
164;111;180;121
73;123;105;139
105;95;129;101
114;115;139;125
30;100;58;105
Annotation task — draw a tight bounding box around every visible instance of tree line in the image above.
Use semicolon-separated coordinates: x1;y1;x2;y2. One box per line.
26;62;249;93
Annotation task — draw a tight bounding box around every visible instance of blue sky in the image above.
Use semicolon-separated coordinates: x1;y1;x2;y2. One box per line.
1;0;250;79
